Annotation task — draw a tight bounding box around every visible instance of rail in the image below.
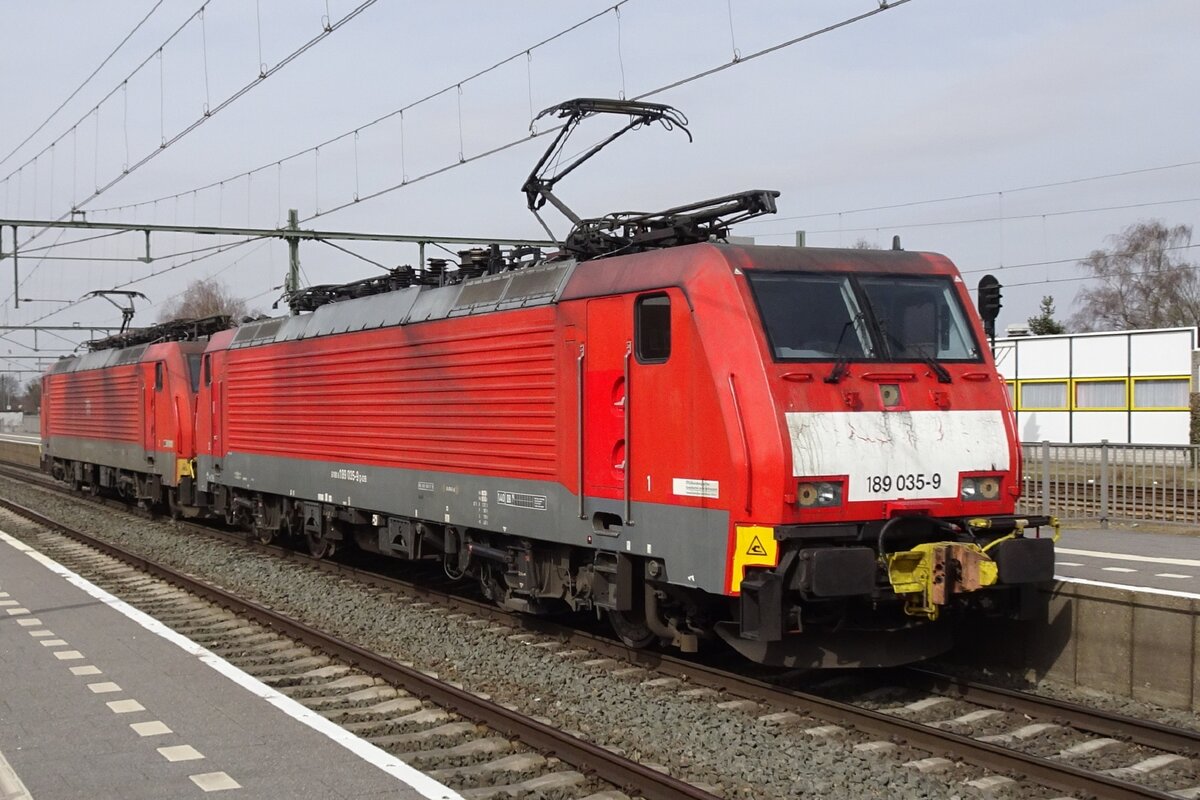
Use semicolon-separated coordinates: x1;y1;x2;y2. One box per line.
901;668;1200;757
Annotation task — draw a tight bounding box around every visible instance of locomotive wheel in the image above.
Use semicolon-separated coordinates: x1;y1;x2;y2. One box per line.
307;532;335;559
607;609;657;649
254;524;275;545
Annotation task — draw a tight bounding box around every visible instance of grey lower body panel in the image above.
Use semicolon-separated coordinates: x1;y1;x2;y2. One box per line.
43;436;170;482
199;452;732;594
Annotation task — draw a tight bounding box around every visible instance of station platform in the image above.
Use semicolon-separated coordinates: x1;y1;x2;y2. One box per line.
0;528;458;800
1055;526;1200;596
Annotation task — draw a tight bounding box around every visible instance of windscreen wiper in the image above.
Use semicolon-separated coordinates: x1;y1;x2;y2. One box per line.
824;356;849;384
918;349;952;384
824;313;864;384
875;319;952;383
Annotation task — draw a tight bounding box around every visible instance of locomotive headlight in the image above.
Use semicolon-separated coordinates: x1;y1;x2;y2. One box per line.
978;476;1001;499
960;476;1002;501
797;481;842;508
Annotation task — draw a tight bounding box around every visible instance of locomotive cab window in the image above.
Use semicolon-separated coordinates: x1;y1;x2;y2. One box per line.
747;273;872;360
154;362;164;391
203;354;212;386
747;271;981;363
187;354;202;392
636;294;671;363
857;276;980;361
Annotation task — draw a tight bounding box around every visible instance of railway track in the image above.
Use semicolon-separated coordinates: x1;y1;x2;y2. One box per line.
2;462;1199;798
1021;477;1200;524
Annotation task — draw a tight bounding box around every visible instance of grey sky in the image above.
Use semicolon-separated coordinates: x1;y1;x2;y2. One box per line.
0;0;1197;375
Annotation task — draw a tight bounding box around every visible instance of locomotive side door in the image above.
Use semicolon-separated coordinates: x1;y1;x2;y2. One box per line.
583;297;630;510
144;363;159;466
211;358;224;462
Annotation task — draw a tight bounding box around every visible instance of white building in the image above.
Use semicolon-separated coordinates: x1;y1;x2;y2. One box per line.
993;327;1195;445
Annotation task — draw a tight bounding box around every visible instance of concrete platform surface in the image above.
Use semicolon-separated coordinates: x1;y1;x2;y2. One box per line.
0;528;460;800
1056;527;1200;595
0;434;39;444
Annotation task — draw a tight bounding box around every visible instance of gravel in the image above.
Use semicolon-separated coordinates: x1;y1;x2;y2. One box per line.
2;474;1195;799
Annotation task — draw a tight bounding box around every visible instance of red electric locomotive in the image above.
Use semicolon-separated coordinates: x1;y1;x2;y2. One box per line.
41;317;227;509
43;100;1056;667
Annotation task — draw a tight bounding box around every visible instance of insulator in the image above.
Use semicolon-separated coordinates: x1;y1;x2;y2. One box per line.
425;258;448;286
456;248;489;279
390;265;414;288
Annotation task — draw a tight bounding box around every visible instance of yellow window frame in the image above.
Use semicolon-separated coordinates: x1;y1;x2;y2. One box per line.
1071;377;1128;411
1016;378;1070;412
1130;375;1192;411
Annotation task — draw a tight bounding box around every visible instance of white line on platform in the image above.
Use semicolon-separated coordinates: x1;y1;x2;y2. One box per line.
0;746;33;800
1155;573;1192;579
1056;547;1200;569
1101;566;1138;573
0;529;464;800
1057;575;1200;600
1056;561;1084;567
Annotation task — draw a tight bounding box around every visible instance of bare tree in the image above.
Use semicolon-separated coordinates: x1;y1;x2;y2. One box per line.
0;374;20;411
851;237;879;249
157;278;249;323
1071;221;1199;331
21;378;42;414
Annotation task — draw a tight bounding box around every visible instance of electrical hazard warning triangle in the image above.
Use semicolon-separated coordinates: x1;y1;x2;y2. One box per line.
732;526;777;593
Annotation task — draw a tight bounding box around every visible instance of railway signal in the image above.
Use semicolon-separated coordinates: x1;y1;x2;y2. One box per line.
977;274;1002;346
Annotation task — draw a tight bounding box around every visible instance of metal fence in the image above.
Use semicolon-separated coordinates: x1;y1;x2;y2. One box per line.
1017;441;1200;526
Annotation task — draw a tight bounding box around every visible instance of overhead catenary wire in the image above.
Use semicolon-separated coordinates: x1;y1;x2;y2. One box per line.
91;0;913;226
0;0;166;170
15;236;268;263
9;1;918;342
88;1;635;217
1;1;212;189
742;158;1200;225
301;0;914;224
317;239;390;271
5;0;380;249
18;228;157;255
15;0;920;309
750;196;1200;239
0;236;263;342
80;0;381;210
2;0;382;305
960;243;1200;283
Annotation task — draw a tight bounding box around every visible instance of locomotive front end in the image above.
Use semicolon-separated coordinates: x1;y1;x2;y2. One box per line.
719;247;1056;667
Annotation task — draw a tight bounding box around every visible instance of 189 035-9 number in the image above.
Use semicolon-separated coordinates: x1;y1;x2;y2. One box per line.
867;473;942;493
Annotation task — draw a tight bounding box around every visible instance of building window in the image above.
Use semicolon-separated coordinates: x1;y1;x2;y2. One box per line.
1132;378;1190;410
635;294;671;363
1003;381;1015;408
1074;379;1126;410
1019;380;1068;410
